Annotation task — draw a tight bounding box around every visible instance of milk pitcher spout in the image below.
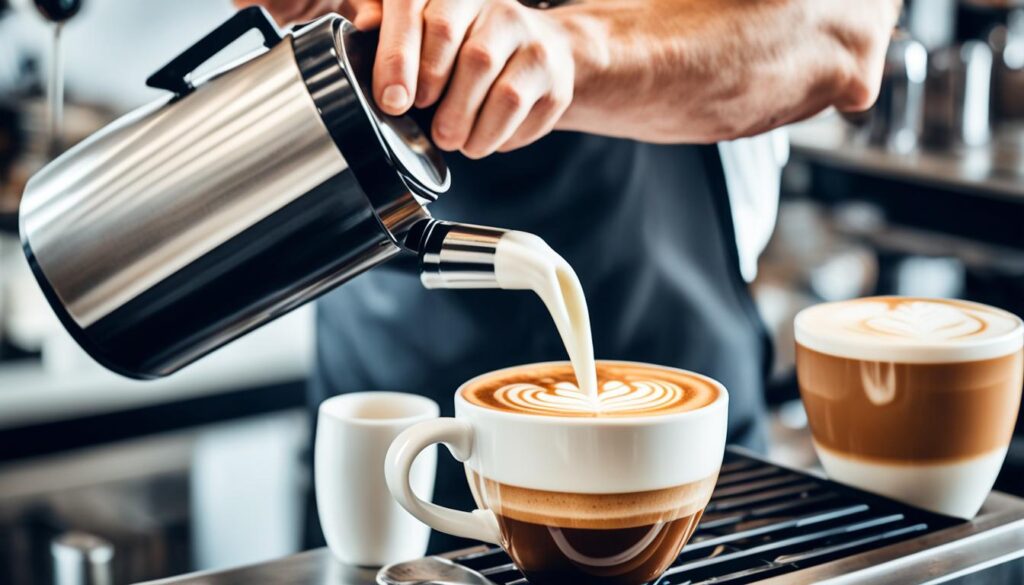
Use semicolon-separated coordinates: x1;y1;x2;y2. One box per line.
407;220;507;290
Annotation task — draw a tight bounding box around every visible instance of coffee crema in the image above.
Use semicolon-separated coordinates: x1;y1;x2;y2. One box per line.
461;361;719;418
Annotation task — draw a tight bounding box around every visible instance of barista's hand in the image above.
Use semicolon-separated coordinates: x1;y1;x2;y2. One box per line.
232;1;382;30
369;0;575;158
234;0;576;158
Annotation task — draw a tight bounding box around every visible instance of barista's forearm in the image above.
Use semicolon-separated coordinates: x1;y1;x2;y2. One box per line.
552;0;901;143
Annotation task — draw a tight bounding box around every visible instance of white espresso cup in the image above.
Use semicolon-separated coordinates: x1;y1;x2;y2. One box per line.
385;361;728;585
315;392;439;566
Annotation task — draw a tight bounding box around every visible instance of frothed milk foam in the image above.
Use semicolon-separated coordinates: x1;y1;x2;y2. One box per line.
795;297;1022;363
493;231;599;402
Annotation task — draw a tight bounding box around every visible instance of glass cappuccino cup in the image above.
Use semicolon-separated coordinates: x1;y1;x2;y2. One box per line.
796;296;1023;518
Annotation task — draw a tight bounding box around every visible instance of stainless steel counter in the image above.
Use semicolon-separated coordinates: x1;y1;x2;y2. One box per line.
139;549;379;585
141;491;1024;585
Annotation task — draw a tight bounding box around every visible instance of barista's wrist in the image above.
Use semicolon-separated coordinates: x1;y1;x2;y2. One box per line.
547;5;617;131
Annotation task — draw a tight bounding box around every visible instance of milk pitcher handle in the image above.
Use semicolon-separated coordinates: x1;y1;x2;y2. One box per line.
385;419;502;544
146;6;283;96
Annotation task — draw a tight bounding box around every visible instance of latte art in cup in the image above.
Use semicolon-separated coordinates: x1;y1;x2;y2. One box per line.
461;362;720;417
862;301;987;339
385;360;729;585
795;297;1024;518
796;297;1021;362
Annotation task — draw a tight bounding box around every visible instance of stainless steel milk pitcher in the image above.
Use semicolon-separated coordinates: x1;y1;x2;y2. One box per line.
19;8;509;379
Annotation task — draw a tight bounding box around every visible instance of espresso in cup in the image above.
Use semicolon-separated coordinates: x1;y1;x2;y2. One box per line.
796;297;1023;518
386;361;728;585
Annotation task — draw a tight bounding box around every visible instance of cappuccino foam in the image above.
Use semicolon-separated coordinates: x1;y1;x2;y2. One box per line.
795;297;1023;363
461;361;719;418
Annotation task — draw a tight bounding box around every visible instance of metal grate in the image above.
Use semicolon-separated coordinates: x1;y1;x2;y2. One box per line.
447;449;965;585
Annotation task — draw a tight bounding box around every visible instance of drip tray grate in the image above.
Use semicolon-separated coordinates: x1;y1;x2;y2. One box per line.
445;449;965;585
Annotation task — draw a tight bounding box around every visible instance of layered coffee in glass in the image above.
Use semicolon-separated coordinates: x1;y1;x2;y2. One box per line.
796;297;1023;517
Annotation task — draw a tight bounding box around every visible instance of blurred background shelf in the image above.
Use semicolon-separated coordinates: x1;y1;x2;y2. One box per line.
789;114;1024;203
0;307;313;458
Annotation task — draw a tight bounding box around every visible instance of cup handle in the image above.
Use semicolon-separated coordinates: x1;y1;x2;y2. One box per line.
385;418;501;545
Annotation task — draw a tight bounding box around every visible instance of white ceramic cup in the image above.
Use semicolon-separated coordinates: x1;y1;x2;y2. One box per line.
384;361;728;584
315;392;439;566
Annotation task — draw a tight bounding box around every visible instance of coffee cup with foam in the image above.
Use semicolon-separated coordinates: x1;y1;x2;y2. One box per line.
384;360;728;585
795;296;1024;518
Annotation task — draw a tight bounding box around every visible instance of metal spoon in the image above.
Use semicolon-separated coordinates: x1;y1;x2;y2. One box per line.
377;556;497;585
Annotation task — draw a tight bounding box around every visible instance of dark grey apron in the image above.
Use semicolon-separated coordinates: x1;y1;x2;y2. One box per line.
308;131;772;552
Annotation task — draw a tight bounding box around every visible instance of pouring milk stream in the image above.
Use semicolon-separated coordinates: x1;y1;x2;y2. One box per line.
491;231;599;405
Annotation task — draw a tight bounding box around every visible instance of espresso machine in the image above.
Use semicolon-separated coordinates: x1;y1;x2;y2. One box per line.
18;7;510;379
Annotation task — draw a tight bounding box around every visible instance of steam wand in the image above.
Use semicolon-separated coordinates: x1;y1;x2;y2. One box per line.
33;0;83;157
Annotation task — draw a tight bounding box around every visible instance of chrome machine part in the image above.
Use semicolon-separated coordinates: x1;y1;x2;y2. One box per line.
51;532;114;585
864;29;929;154
922;40;993;149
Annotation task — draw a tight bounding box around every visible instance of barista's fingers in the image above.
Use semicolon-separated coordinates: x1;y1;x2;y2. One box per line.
301;0;371;26
287;0;321;22
497;32;573;153
231;0;285;10
293;0;336;23
497;93;565;153
462;49;544;159
374;0;427;115
230;0;293;23
415;0;482;108
241;0;318;24
432;4;523;152
348;0;383;30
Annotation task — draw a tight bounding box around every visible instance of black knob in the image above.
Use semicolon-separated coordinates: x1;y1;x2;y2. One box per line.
33;0;82;22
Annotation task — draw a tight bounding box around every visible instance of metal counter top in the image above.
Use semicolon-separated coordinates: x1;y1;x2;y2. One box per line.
142;491;1024;585
140;549;379;585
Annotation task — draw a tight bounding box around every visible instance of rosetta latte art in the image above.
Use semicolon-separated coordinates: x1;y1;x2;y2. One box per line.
863;301;985;340
495;380;696;415
795;296;1023;364
462;361;720;417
